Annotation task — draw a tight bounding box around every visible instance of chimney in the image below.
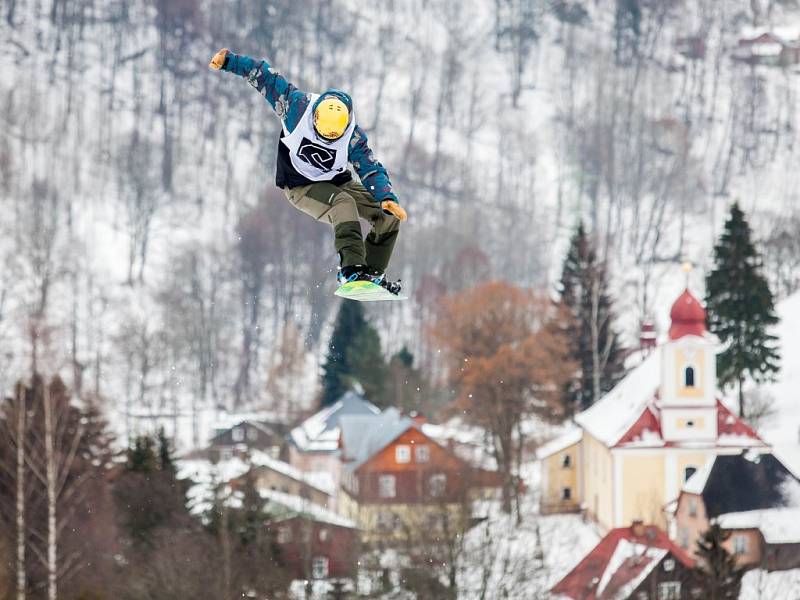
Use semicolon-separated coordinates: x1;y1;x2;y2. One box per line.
631;519;646;537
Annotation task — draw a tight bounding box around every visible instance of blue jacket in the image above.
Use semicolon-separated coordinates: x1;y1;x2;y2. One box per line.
223;53;398;203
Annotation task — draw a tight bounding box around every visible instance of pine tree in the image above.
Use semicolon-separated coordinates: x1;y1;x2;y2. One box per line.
692;523;745;600
320;301;387;407
705;202;780;417
559;222;626;413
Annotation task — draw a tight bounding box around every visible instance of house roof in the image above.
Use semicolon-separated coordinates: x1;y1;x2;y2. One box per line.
260;489;357;529
536;427;583;460
717;507;800;544
339;408;416;471
287;392;380;453
246;451;335;495
574;349;662;447
683;452;800;518
551;524;694;600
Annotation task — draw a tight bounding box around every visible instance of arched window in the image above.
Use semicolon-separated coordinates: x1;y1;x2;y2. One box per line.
685;466;697;482
684;366;695;388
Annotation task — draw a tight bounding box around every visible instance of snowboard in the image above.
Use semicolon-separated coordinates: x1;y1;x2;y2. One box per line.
335;280;407;302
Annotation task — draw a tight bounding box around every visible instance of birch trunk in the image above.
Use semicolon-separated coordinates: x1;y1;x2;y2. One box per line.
44;383;57;600
16;385;26;600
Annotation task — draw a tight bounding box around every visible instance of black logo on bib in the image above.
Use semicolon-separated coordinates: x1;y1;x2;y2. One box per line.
297;137;336;172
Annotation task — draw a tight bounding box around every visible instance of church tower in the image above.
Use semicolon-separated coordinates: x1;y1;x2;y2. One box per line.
658;288;719;442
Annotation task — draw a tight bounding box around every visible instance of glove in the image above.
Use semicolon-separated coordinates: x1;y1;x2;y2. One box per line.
381;200;407;222
209;48;229;70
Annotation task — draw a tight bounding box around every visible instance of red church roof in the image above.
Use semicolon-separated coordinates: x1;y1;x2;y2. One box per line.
669;289;707;340
551;524;693;600
610;398;764;449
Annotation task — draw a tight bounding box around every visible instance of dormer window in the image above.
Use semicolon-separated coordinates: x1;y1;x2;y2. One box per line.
684;366;695;388
232;427;244;442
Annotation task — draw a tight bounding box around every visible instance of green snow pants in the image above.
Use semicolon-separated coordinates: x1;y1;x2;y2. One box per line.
283;180;400;272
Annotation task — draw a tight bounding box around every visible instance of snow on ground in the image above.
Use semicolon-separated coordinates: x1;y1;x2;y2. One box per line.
740;568;800;600
457;497;601;600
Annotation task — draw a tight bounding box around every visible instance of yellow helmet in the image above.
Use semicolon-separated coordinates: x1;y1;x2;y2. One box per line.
313;97;350;140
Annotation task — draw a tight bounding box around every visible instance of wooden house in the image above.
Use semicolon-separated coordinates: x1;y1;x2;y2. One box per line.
551;522;698;600
733;29;800;66
672;452;800;571
337;408;501;543
264;490;359;581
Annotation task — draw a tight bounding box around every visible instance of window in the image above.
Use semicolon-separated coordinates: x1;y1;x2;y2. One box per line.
311;556;329;579
658;581;681;600
247;427;258;442
688;498;698;517
232;427;244;442
734;535;748;555
277;526;292;544
663;559;675;572
562;454;572;468
395;445;411;464
377;511;395;530
684;366;695;387
429;474;447;498
220;447;233;460
678;528;689;549
379;475;396;498
415;445;430;463
319;528;329;542
686;420;695;428
562;487;572;501
685;466;698;482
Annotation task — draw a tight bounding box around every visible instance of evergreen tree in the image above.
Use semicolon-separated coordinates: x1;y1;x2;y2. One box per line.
320;301;388;407
559;222;626;412
113;433;190;545
705;202;780;417
692;523;745;600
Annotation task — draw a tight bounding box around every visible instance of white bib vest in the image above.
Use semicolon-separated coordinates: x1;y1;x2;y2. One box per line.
281;94;355;182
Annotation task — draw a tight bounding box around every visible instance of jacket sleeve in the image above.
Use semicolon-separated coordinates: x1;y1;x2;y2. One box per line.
348;126;398;203
222;53;306;123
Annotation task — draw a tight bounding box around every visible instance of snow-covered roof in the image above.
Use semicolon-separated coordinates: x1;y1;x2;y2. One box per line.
536;428;583;460
287;392;380;453
340;408;415;470
260;489;357;529
597;540;667;599
574;349;661;447
740;568;800;600
248;451;335;495
717;507;800;544
739;26;800;43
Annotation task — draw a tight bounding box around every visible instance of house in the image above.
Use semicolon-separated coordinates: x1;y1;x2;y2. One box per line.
192;419;286;462
337;408;502;543
733;28;800;66
672;452;800;570
264;489;360;581
232;452;335;510
287;391;381;475
551;521;697;600
539;288;768;531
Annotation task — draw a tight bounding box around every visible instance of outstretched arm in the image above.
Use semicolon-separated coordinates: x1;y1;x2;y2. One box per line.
209;48;306;122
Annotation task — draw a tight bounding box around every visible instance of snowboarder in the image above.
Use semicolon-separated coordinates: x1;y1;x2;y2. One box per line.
209;48;406;295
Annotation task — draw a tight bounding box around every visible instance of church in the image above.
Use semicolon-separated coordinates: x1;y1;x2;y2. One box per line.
538;288;768;530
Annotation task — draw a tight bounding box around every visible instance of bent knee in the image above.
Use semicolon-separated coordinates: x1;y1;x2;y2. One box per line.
326;192;359;225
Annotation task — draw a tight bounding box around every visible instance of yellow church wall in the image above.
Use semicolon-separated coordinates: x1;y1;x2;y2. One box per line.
541;442;580;514
621;453;666;528
582;433;614;529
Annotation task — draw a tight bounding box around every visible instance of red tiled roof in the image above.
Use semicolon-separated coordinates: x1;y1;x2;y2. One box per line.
716;400;763;441
612;399;762;449
668;289;707;340
616;404;662;446
551;524;694;600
